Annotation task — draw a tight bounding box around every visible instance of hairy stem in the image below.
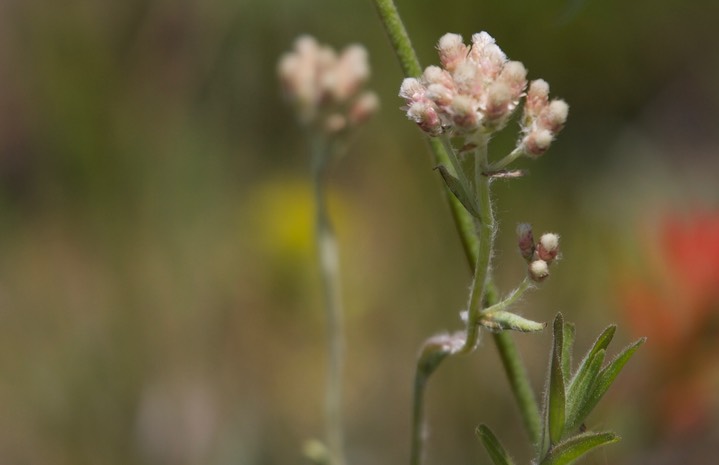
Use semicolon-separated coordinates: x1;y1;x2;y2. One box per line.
312;135;347;465
492;331;542;444
371;0;542;455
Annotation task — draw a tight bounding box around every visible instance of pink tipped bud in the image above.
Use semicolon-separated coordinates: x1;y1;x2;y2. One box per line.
331;44;370;100
522;129;553;157
470;32;507;79
452;60;480;96
450;95;479;131
536;233;560;263
426;83;454;107
498;61;527;97
484;82;513;124
399;77;426;102
324;113;346;133
525;79;550;119
407;100;442;136
437;33;468;72
529;259;550;282
517;223;535;262
539;99;569;133
422;66;455;89
348;91;379;126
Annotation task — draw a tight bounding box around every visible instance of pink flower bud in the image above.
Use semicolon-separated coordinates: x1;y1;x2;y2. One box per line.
517;223;535;262
529;259;550;282
426;83;454;107
399;78;426;102
407;100;442;136
539;99;569;133
324;113;346;133
522;129;553;157
450;95;479;131
498;61;527;98
437;33;468;72
536;233;560;263
470;32;507;80
525;79;550;120
331;44;370;100
348;91;379;126
483;82;512;124
422;66;455;89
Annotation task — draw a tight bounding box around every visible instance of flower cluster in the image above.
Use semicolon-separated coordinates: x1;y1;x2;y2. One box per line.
517;223;560;282
278;35;379;132
399;32;567;157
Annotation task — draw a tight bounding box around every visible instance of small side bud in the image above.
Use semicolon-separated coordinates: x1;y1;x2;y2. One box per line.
517;223;535;262
522;129;553;157
348;91;379;126
536;233;560;264
525;79;550;119
539;99;569;133
324;113;346;133
529;259;550;282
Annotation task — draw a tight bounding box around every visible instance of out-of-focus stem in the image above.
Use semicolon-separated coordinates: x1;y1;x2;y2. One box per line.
312;135;347;465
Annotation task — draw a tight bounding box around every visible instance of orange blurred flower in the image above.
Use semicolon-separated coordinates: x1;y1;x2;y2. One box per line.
619;211;719;436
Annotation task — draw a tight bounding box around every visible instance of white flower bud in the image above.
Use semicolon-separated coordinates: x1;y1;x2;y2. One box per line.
529;259;550;282
536;233;560;263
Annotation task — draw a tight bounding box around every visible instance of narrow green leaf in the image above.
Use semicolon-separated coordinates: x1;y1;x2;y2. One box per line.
435;165;480;219
564;349;605;433
561;322;575;384
539;431;620;465
480;311;546;333
574;337;646;424
568;325;615;394
548;314;566;446
476;425;516;465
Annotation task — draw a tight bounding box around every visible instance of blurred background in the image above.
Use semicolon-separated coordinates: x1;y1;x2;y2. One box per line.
1;0;718;463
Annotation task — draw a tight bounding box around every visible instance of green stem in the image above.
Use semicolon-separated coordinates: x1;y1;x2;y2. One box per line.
458;139;493;354
372;0;542;453
371;0;422;77
410;370;428;465
492;331;542;444
312;135;347;465
490;146;524;171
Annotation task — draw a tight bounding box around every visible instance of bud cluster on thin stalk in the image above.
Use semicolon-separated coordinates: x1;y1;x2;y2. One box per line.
278;35;378;465
278;35;379;135
517;224;561;283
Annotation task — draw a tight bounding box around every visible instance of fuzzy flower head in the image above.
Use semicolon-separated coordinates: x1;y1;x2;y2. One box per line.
399;32;526;136
399;32;567;157
279;35;378;130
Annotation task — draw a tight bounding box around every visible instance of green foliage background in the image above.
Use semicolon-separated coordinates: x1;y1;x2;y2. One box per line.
0;0;718;464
